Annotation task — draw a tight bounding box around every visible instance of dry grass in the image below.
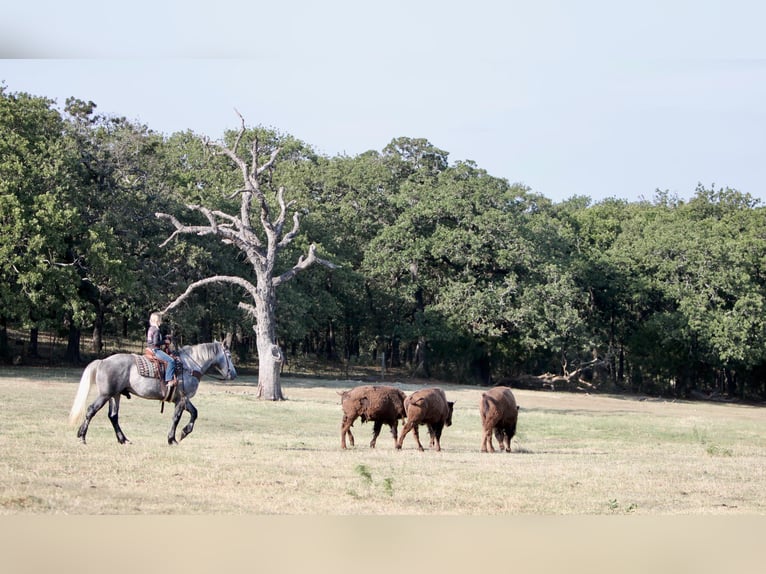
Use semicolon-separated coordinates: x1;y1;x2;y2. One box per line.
0;367;764;515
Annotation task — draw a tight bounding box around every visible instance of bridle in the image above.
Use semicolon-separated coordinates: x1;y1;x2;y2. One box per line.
216;343;235;380
206;342;234;381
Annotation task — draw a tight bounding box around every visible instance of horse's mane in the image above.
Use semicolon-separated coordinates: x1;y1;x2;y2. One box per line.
180;341;220;362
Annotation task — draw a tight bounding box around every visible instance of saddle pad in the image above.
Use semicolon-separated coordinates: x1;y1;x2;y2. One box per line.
133;354;162;379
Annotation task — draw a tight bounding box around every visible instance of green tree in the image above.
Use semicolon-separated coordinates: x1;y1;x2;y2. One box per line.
607;186;766;397
276;150;402;366
0;87;81;359
62;98;182;358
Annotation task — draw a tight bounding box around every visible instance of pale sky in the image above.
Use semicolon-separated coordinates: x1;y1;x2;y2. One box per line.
2;0;765;204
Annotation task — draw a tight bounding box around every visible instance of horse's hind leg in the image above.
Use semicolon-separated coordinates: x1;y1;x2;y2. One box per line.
178;400;198;442
168;400;185;445
77;395;110;444
108;396;130;444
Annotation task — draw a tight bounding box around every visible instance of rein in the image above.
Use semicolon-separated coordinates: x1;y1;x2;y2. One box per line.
179;350;204;380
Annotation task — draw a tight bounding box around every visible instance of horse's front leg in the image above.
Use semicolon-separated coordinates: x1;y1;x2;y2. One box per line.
108;396;130;444
168;398;186;445
178;400;198;442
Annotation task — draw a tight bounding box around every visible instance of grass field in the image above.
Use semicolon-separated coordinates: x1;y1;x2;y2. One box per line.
0;367;764;515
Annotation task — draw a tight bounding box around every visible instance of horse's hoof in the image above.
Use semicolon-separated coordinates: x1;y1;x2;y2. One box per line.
168;438;178;445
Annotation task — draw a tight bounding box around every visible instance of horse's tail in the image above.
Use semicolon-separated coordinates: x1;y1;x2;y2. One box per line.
69;360;100;426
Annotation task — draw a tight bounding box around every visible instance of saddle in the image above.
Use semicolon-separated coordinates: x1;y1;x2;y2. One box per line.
134;349;182;403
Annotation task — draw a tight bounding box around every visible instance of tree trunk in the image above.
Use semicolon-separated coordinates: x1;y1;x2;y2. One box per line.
618;345;625;383
254;280;285;400
0;319;8;360
29;327;39;357
325;321;337;360
65;325;81;364
391;335;401;367
412;336;430;378
91;308;104;355
256;338;285;400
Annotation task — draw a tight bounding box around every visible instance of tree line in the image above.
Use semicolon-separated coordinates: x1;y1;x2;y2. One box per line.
2;86;765;400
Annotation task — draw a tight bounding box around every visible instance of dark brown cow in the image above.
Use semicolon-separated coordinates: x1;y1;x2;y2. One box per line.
480;386;518;453
396;387;454;452
339;385;407;449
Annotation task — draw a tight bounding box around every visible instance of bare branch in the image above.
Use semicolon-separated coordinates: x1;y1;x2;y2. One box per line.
274;186;288;234
250;134;259;178
256;147;281;176
225;188;250;200
155;212;217;247
272;243;339;287
277;212;301;249
209;140;250;188
187;204;241;232
156;208;241;247
238;302;257;318
273;186;297;234
232;109;246;156
162;275;259;315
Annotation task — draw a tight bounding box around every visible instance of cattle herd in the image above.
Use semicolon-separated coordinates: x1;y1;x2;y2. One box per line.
338;384;519;452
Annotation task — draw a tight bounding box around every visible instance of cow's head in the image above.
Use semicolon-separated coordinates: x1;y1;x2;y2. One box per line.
446;401;455;426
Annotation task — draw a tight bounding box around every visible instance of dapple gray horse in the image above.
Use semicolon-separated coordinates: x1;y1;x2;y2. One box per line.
69;341;236;445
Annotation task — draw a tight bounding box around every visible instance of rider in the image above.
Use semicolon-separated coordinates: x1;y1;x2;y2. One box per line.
147;312;176;388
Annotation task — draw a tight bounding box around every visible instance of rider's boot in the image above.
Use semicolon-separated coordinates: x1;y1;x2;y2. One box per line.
164;377;177;402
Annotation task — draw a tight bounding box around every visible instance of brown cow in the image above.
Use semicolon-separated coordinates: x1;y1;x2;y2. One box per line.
480;386;518;453
396;387;454;452
339;385;407;449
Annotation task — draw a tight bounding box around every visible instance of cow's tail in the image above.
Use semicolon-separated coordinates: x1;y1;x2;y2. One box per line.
69;360;100;426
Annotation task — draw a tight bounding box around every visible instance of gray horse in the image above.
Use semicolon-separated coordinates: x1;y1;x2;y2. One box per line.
69;341;236;445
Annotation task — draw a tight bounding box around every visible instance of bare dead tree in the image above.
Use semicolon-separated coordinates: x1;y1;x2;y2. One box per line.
156;114;336;399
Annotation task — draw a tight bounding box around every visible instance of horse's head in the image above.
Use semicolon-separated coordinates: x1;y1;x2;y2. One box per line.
213;342;237;381
182;341;237;382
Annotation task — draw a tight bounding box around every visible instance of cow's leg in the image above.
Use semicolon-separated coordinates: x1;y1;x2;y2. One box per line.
341;415;356;449
431;422;444;452
370;420;383;448
494;428;506;452
503;424;515;452
396;421;413;450
504;433;511;452
77;394;110;444
107;395;130;444
481;427;494;453
389;422;399;447
506;420;517;452
412;425;424;451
